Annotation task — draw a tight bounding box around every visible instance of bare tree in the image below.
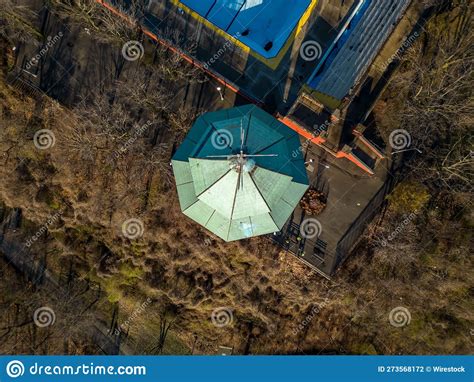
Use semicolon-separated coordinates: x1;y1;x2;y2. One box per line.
385;0;473;193
0;0;42;44
148;302;178;354
48;0;142;45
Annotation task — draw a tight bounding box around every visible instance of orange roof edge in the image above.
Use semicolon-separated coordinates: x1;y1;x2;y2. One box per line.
335;151;375;175
279;117;375;176
95;0;260;105
278;117;326;145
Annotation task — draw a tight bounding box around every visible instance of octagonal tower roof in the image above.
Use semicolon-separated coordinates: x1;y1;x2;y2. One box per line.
172;105;309;241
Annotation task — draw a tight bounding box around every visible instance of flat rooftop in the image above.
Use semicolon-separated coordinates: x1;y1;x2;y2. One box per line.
273;138;389;277
176;0;317;59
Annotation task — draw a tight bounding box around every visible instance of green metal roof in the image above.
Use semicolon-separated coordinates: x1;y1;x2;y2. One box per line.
172;105;309;241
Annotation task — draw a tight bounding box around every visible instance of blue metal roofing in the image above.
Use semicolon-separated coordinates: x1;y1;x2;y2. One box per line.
178;0;313;58
307;0;411;101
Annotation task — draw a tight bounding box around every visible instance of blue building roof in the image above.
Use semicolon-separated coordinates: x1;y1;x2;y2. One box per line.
307;0;411;102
